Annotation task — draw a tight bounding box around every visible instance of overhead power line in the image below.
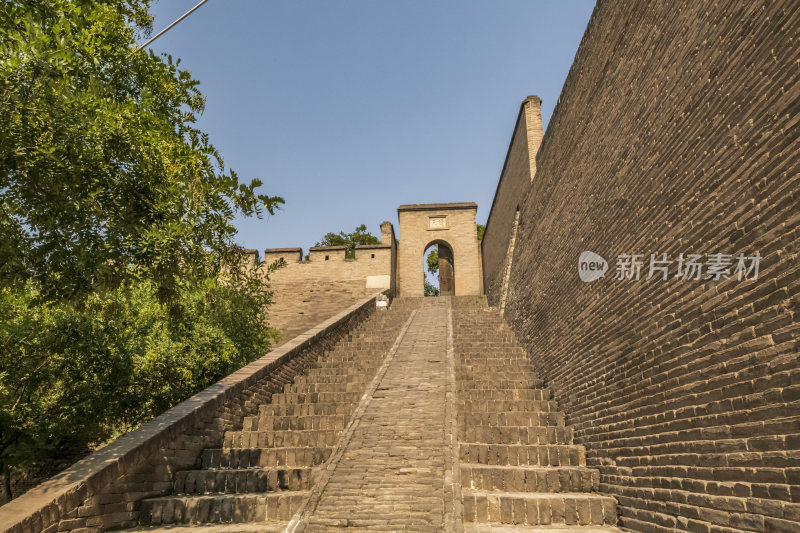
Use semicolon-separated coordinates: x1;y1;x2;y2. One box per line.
130;0;210;56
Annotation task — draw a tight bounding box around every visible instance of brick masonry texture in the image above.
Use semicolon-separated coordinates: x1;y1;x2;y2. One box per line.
0;293;387;533
481;1;800;532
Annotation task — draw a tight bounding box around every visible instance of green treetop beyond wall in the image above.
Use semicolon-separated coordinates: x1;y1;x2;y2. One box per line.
482;1;800;531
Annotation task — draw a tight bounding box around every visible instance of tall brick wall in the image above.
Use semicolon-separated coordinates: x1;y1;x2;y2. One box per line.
484;1;800;531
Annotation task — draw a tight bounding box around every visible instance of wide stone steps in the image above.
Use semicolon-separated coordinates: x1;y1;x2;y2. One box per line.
127;523;287;532
251;413;349;432
455;304;618;528
459;389;552;401
220;428;341;448
119;304;419;531
457;378;547;389
460;411;565;428
464;525;624;533
462;426;574;445
138;491;307;525
290;374;370;385
273;391;363;405
460;465;598;493
460;444;586;467
201;446;331;468
461;491;617;526
254;400;356;418
173;466;312;494
286;381;372;394
460;399;560;413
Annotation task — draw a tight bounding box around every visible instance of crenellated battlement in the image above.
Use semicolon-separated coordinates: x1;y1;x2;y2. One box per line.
260;222;397;343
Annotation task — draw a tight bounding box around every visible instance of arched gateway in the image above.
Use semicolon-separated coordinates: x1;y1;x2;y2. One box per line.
397;202;483;297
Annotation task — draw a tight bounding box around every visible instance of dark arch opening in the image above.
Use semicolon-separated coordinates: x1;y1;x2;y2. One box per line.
422;240;454;297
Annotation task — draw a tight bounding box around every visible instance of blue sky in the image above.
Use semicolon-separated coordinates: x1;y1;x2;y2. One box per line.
146;1;595;254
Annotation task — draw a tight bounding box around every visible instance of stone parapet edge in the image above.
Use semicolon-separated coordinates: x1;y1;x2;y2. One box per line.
0;290;387;533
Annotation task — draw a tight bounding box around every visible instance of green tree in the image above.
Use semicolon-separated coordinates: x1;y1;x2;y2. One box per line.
315;224;379;259
424;280;440;297
427;248;439;275
0;0;283;498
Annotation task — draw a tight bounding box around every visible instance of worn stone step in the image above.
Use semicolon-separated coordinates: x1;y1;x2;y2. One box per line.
273;391;363;405
257;401;356;418
123;522;287;532
462;426;574;445
173;467;313;494
286;382;371;394
291;374;370;385
459;400;560;413
304;367;377;378
463;525;624;533
201;447;331;468
225;428;341;448
226;424;344;448
255;413;349;432
460;444;586;466
139;492;307;525
461;491;617;526
460;411;564;428
459;360;532;368
458;379;546;389
460;465;598;493
458;389;552;401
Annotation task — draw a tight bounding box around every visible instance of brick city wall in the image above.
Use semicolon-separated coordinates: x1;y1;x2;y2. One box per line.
0;295;383;533
262;222;396;343
483;1;800;531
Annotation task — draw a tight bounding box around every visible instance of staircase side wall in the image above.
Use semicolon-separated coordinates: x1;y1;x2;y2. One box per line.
485;0;800;530
0;294;384;533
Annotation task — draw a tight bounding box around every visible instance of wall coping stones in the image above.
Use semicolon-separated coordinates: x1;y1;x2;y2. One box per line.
354;244;392;250
0;291;387;533
397;202;477;212
264;247;303;253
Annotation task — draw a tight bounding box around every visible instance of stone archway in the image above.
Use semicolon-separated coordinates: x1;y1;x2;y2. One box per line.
397;202;482;297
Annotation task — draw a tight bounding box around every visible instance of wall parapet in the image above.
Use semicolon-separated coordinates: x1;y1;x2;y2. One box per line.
0;291;388;533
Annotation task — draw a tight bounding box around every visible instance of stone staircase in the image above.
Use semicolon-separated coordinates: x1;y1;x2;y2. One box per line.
123;296;619;531
134;304;413;530
453;303;620;531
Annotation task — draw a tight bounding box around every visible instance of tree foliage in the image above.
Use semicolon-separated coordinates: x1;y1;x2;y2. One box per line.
427;248;439;275
423;279;439;297
315;224;379;259
0;0;283;497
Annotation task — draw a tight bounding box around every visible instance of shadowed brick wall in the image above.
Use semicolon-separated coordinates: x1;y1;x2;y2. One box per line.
483;1;800;531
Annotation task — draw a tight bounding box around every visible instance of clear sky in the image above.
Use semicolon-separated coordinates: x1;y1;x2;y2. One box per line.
145;1;595;254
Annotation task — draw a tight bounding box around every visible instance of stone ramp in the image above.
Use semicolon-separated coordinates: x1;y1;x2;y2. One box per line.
297;305;453;532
